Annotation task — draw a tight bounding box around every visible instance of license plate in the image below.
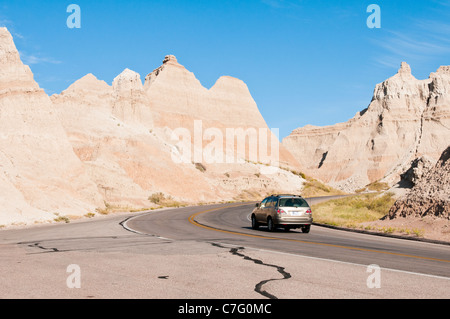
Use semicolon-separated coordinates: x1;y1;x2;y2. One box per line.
290;211;302;216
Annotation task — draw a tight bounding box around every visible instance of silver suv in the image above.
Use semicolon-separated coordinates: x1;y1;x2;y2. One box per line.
251;194;312;233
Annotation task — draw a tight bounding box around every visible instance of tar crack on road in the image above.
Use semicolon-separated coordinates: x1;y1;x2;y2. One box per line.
210;242;291;299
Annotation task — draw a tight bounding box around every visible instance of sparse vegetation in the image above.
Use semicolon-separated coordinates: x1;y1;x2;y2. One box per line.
301;177;345;197
277;165;344;197
96;201;113;215
194;162;206;172
356;181;390;193
84;212;95;218
149;192;165;204
148;192;185;208
311;192;396;227
311;192;427;238
53;213;70;223
286;169;306;179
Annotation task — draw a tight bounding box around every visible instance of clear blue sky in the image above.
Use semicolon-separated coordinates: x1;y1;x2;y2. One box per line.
1;0;450;138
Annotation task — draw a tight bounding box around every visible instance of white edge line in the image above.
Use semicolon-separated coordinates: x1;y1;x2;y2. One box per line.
121;210;173;241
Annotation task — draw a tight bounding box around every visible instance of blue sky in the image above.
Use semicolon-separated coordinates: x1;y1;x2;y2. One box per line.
1;0;450;138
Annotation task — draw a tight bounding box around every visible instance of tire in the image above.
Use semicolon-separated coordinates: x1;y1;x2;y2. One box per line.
302;225;311;233
251;215;259;230
267;217;275;232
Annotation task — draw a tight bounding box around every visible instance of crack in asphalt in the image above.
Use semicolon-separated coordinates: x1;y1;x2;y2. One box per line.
17;236;171;254
211;243;291;299
26;242;61;253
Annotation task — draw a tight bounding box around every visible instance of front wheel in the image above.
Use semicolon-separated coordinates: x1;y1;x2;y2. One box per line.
251;215;259;230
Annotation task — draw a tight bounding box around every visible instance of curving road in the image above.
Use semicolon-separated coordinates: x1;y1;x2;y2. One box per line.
125;201;450;278
1;198;449;299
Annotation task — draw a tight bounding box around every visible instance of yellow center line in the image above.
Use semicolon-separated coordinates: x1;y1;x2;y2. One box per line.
188;204;450;264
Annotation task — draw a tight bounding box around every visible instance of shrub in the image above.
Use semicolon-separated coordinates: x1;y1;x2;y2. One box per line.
149;192;166;204
194;163;206;172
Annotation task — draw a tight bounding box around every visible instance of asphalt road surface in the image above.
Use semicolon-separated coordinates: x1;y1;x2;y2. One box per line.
1;199;449;299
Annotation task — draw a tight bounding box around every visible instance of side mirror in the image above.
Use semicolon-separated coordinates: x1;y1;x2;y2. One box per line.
255;203;260;208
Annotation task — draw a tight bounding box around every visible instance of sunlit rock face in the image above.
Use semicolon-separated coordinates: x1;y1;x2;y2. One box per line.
283;62;450;192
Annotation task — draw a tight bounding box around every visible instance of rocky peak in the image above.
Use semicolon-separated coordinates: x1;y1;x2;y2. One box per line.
436;66;450;75
144;54;203;92
0;28;38;89
372;62;429;107
144;55;182;86
112;68;144;93
163;55;178;65
66;73;111;93
398;62;412;76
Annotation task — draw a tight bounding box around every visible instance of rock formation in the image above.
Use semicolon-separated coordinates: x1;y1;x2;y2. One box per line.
398;155;434;188
283;62;450;192
389;146;450;219
144;55;299;169
0;27;103;225
0;28;307;226
51;54;305;209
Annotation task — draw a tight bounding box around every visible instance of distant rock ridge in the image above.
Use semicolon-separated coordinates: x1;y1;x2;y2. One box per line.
283;62;450;192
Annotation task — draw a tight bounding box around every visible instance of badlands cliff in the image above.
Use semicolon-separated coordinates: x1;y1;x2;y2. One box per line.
0;27;104;225
283;62;450;192
389;146;450;219
0;28;305;226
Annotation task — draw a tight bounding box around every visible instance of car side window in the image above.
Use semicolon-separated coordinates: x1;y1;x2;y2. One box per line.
260;198;269;207
267;197;275;207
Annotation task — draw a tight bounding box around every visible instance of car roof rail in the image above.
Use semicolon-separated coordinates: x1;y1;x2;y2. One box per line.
271;194;303;197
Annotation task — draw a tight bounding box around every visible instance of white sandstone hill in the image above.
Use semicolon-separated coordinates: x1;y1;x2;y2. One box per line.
0;27;104;226
283;62;450;192
0;28;305;226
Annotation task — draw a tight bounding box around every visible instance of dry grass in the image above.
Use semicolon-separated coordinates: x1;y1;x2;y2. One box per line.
301;177;346;198
355;181;390;193
311;192;396;227
148;192;186;208
53;213;70;223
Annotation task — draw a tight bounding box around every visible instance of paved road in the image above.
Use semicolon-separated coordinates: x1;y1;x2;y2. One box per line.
1;200;449;299
126;202;450;278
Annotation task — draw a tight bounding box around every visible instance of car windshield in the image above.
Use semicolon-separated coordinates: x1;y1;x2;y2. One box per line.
278;198;309;208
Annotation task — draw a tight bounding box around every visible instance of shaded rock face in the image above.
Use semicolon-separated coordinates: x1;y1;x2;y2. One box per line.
389;146;450;219
283;62;450;192
399;156;434;188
